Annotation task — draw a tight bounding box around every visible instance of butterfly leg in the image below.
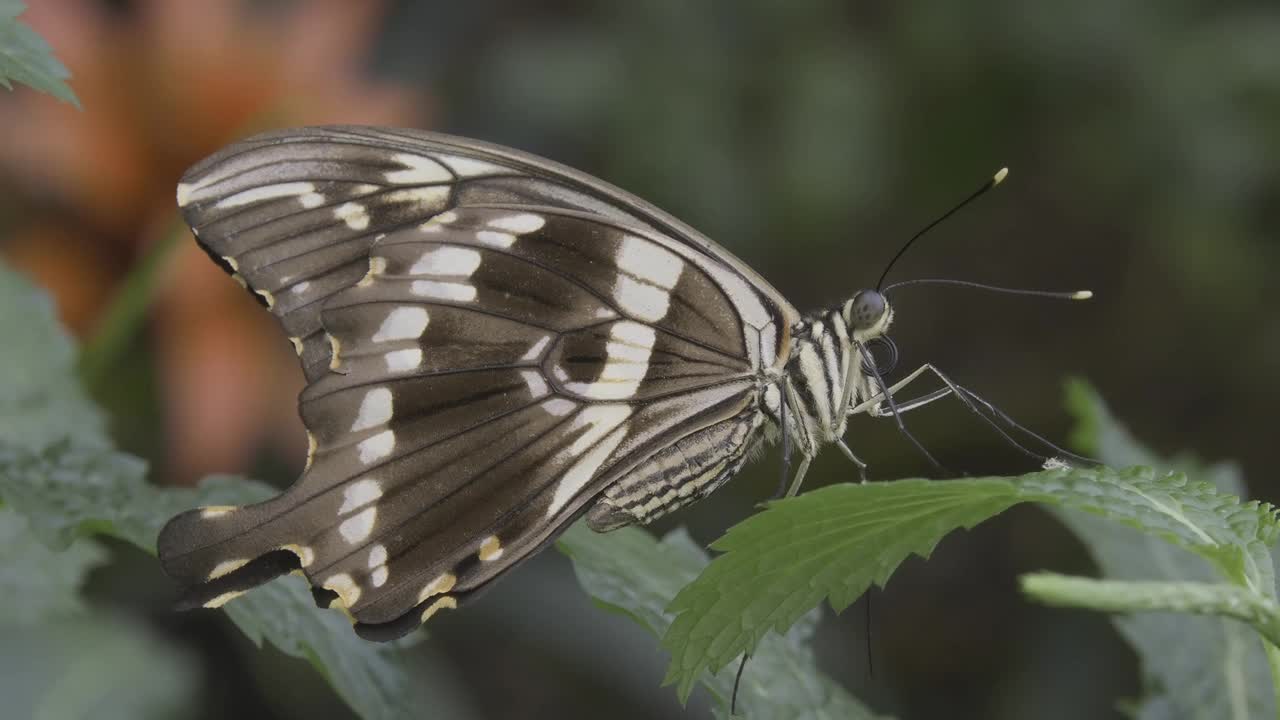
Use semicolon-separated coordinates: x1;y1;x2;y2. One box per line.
835;439;869;483
853;347;949;474
780;454;813;498
912;364;1095;464
858;363;1091;465
772;376;825;498
849;363;949;417
772;378;794;498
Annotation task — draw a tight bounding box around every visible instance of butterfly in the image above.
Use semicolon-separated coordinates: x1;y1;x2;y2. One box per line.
157;126;1020;641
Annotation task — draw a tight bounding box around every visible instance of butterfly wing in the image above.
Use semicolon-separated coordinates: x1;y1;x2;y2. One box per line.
157;126;800;639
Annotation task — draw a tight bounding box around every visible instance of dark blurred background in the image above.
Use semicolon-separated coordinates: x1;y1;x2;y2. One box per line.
2;0;1278;718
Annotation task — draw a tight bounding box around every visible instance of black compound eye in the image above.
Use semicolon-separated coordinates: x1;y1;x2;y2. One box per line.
847;290;887;331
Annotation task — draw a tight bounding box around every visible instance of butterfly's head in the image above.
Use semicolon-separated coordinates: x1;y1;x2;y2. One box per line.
842;289;893;341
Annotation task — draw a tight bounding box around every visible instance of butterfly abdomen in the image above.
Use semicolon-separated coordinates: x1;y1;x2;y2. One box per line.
586;411;764;531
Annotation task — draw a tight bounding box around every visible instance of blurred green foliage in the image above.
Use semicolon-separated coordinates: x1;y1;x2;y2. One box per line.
559;522;885;719
0;1;77;106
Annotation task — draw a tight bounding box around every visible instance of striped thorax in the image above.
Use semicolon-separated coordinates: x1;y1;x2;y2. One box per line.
780;291;895;457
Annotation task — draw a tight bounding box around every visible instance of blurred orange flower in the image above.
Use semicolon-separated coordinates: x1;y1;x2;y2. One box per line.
0;0;429;483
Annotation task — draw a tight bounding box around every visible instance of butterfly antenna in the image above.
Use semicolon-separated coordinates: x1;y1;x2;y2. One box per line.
883;278;1093;301
877;167;1009;291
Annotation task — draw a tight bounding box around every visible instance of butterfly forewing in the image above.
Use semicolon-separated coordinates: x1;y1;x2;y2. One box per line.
158;126;799;639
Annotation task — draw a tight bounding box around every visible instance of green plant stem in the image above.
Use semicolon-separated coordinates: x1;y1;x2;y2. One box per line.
76;219;185;390
1021;573;1280;649
1026;572;1280;715
1265;643;1280;720
1228;562;1280;719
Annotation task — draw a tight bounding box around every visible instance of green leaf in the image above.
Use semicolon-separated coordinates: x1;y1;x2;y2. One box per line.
558;521;888;719
1021;573;1280;649
0;614;197;720
1053;505;1276;720
661;459;1280;703
1064;377;1158;468
1065;378;1253;498
221;575;434;720
0;257;187;713
0;442;438;720
0;1;79;107
660;477;1022;701
0;266;106;452
1016;465;1279;598
0;262;443;720
1054;380;1278;719
0;507;107;626
0;442;170;550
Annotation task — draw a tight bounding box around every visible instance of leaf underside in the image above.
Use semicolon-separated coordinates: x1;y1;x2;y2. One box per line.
0;1;79;106
559;521;888;719
0;263;435;720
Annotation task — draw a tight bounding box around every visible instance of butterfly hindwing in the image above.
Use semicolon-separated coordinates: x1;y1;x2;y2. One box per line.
159;127;800;639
